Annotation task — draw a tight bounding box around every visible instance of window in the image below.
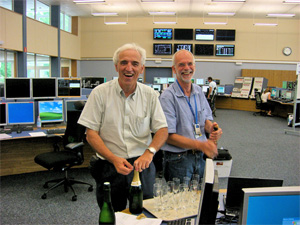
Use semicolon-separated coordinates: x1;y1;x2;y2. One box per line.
60;12;72;33
0;0;12;10
27;53;50;78
0;50;15;82
26;0;50;25
61;58;71;77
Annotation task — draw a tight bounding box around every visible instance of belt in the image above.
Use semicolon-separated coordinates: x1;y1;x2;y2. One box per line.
165;149;199;155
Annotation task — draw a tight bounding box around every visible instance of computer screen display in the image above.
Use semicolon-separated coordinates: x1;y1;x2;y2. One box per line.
0;103;7;126
202;85;209;93
216;29;236;41
7;102;35;125
32;78;56;99
65;100;86;122
174;44;193;53
217;86;225;94
168;77;175;84
153;77;170;84
196;79;204;85
152;84;161;92
174;29;193;40
225;84;234;95
195;44;214;56
5;78;31;99
240;186;300;225
38;100;64;123
195;29;214;41
0;83;4;97
82;77;106;89
215;45;235;56
57;78;81;98
271;88;277;98
153;44;172;55
153;28;173;40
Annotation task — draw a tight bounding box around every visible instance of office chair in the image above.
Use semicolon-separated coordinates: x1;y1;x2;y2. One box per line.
208;87;217;117
34;101;93;201
253;91;267;116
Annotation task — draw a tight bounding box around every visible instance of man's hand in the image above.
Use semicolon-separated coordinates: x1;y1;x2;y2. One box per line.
133;151;154;172
198;139;218;159
209;122;222;143
112;156;134;175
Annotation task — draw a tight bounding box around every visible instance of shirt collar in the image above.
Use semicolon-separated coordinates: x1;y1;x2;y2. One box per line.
174;79;199;97
115;79;137;100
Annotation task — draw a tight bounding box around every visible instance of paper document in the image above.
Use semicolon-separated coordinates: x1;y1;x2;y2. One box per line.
29;132;47;137
0;133;12;140
116;212;162;225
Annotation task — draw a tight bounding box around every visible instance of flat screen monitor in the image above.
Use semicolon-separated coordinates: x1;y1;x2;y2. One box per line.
174;29;193;40
202;85;209;93
195;44;214;56
65;99;86;122
153;28;173;40
196;79;204;85
0;103;7;126
0;83;4;97
82;77;106;89
38;100;64;124
57;78;81;98
195;29;214;41
196;158;219;225
285;90;293;100
217;86;225;94
32;78;56;99
168;77;175;84
216;29;236;41
239;186;300;225
7;102;35;125
5;78;31;99
215;45;235;56
174;44;193;53
153;44;172;55
225;84;234;95
154;77;169;84
152;84;161;92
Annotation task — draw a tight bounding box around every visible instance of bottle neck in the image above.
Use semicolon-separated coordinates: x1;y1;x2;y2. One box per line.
131;170;141;186
103;189;112;203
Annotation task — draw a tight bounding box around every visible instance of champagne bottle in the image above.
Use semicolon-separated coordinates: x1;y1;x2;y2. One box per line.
99;182;115;225
129;170;143;214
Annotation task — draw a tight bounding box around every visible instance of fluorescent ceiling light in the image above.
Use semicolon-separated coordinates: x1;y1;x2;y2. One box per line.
212;0;245;2
267;13;295;17
92;12;118;16
283;0;300;3
142;0;174;2
73;0;105;3
149;11;176;16
254;23;278;26
204;22;227;25
208;12;235;16
104;22;127;25
153;21;177;24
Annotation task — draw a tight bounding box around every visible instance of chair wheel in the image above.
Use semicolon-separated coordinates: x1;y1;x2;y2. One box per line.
41;194;47;199
72;195;77;201
43;183;49;188
88;186;93;192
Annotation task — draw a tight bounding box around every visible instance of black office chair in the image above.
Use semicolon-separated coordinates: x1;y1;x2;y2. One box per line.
253;91;268;116
34;101;93;201
208;87;217;117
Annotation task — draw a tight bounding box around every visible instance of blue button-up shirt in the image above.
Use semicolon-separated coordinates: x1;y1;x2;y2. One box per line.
159;80;213;153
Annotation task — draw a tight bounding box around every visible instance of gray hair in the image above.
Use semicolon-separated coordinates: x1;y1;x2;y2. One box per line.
172;49;195;66
113;43;146;66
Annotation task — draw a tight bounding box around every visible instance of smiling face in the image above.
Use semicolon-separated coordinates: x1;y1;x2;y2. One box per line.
172;50;195;84
115;49;145;95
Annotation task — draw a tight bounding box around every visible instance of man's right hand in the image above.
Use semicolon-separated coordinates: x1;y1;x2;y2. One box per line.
112;156;134;175
199;139;218;159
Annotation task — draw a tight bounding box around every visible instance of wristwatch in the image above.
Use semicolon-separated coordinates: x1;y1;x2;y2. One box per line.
147;147;157;155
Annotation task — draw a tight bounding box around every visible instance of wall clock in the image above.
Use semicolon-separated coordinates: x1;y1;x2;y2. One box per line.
283;47;292;56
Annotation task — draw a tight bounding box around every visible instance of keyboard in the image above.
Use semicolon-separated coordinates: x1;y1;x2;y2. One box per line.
46;128;66;134
167;218;195;225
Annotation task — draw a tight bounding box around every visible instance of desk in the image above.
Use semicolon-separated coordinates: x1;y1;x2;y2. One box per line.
0;127;94;176
269;99;294;118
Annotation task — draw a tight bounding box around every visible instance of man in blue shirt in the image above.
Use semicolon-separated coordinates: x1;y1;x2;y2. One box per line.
159;49;223;182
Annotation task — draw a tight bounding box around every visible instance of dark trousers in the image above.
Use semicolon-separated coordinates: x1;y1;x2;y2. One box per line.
90;155;155;212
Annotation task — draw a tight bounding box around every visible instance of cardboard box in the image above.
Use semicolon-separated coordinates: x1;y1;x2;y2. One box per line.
214;159;232;178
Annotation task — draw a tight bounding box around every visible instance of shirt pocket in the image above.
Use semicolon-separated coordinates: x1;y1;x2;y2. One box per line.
129;115;151;138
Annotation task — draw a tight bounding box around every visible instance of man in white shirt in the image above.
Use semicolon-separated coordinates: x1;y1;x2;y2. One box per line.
207;76;217;99
78;43;168;211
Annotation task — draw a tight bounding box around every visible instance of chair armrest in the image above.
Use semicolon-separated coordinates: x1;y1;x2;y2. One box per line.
65;142;84;150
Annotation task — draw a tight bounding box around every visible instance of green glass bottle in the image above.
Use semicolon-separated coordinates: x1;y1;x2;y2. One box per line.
129;170;143;214
99;182;115;225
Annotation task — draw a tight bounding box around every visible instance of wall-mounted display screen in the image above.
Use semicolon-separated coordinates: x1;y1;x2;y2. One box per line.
153;44;172;55
174;44;193;53
82;77;106;89
153;28;173;40
215;45;235;56
38;100;64;124
216;29;236;41
0;103;7;126
32;78;56;99
195;44;214;56
5;78;31;99
174;29;193;40
57;78;81;98
7;102;35;125
195;29;214;41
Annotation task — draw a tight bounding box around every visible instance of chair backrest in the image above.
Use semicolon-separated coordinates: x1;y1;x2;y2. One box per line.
254;91;262;109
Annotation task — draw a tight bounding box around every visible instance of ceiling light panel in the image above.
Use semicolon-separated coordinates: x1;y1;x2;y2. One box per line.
211;0;245;2
92;12;118;16
149;11;176;15
141;0;175;2
73;0;105;4
267;13;295;17
254;23;278;26
208;12;235;16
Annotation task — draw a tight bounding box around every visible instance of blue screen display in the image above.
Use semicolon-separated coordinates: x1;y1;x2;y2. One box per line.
7;102;35;124
218;86;225;94
38;100;64;123
246;195;300;224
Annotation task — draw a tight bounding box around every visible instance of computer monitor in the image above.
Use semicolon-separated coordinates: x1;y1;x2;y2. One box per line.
153;28;173;40
239;186;300;225
0;103;7;126
168;77;175;84
202;85;209;93
174;29;193;40
7;102;35;125
225;84;234;95
38;100;64;124
5;78;31;99
81;77;106;89
196;158;219;225
32;78;56;99
215;45;235;56
65;99;86;122
216;29;236;41
174;44;193;53
57;78;81;98
196;79;204;85
195;44;214;56
195;29;214;41
153;44;172;55
152;84;161;92
217;86;225;94
285;90;293;100
0;83;4;97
